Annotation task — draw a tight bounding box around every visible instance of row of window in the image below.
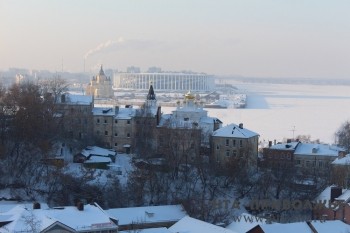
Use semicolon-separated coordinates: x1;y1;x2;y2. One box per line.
96;119;131;124
296;160;326;168
225;139;243;148
96;130;130;138
267;153;292;160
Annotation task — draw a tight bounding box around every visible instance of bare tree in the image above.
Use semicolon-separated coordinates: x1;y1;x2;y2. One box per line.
335;120;350;152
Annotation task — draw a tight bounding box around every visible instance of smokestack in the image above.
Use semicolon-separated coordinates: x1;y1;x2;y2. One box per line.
268;141;272;147
239;123;243;129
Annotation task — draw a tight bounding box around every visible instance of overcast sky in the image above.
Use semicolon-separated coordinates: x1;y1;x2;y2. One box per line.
1;0;350;78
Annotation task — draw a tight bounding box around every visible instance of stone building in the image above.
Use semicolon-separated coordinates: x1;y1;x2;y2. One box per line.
92;85;161;155
86;65;114;99
262;142;345;175
93;105;136;153
156;91;222;164
211;123;259;168
55;93;94;143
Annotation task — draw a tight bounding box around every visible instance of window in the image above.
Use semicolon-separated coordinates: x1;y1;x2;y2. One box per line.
232;140;236;147
233;151;237;157
216;145;220;150
114;132;118;137
306;161;311;167
97;119;100;124
296;160;301;165
127;120;131;124
115;119;118;124
127;133;130;137
104;119;107;124
287;153;291;160
239;140;243;147
105;131;108;136
319;161;324;168
114;143;118;147
184;117;189;121
226;139;229;146
226;150;230;157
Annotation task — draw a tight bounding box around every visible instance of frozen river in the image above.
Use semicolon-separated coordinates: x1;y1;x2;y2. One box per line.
162;81;350;144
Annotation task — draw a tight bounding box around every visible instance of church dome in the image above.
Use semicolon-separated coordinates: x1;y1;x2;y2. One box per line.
184;91;195;100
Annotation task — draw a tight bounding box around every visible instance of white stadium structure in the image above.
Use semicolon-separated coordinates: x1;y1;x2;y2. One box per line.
113;72;215;92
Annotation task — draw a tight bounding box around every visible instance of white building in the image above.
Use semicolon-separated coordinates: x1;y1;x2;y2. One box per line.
159;91;222;145
114;72;215;91
86;65;114;99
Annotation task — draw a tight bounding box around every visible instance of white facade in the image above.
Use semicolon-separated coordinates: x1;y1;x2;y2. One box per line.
114;72;215;91
160;91;221;144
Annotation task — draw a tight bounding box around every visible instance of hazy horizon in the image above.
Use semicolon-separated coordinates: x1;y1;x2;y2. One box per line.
1;0;350;79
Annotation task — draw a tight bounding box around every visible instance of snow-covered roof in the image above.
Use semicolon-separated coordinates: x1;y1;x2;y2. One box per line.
120;227;172;233
310;220;350;233
260;222;311;233
169;216;238;233
268;142;299;150
294;143;343;157
332;154;350;165
116;107;137;120
212;123;259;138
81;146;116;158
93;107;116;116
314;185;345;202
106;205;187;226
58;94;93;105
0;203;117;232
335;190;350;202
225;213;266;233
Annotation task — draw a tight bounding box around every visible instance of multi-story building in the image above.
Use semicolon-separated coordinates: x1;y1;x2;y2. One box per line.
262;141;298;168
211;123;259;168
114;71;215;92
86;65;114;99
93;85;161;155
262;141;345;175
93;105;136;153
156;91;222;164
330;154;350;187
55;93;94;143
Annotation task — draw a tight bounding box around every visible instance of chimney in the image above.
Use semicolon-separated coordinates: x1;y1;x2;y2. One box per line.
33;202;41;209
268;141;272;147
239;123;243;129
115;106;119;114
287;139;292;143
274;139;277;145
77;202;84;211
330;186;342;202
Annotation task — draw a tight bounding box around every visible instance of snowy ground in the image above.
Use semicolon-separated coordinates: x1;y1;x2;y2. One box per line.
163;82;350;144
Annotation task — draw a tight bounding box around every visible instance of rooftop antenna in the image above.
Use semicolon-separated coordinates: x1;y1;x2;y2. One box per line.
290;126;296;140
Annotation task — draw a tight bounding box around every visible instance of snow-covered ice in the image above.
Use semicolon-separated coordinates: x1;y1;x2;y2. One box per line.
163;82;350;144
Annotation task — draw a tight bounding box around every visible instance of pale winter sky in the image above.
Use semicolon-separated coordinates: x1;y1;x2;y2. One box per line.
1;0;350;78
